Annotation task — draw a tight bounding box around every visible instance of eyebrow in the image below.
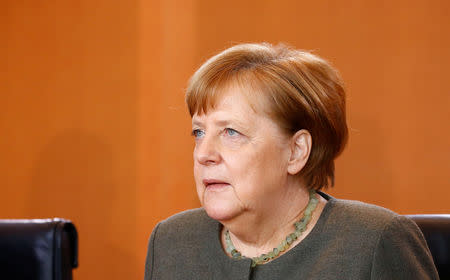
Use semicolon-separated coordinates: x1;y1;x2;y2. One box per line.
191;118;247;128
191;119;203;127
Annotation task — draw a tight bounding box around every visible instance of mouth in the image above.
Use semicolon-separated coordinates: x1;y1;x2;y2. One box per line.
202;179;230;189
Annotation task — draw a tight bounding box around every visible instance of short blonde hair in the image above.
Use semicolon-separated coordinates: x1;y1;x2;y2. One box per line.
186;43;348;190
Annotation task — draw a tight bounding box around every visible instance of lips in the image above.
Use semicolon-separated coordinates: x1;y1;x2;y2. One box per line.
202;179;230;189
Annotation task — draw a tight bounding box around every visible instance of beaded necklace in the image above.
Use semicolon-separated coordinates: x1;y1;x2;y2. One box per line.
224;189;319;267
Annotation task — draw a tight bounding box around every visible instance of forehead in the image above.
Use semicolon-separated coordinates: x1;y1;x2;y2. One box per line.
192;80;268;117
191;88;254;123
191;87;291;142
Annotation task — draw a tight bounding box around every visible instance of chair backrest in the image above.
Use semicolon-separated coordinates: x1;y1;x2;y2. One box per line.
406;214;450;280
0;218;78;280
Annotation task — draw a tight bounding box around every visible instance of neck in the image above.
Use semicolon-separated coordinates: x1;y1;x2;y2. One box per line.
220;184;311;258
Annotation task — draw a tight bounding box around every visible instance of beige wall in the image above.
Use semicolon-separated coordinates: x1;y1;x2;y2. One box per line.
2;1;449;279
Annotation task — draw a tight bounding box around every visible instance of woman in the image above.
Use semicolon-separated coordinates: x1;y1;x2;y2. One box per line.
144;43;438;279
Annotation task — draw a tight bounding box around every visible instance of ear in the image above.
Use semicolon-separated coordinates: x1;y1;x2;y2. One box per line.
287;129;312;175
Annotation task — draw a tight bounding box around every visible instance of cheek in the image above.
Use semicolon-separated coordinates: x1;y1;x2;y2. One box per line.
193;168;206;204
236;144;288;185
226;149;276;185
193;163;203;186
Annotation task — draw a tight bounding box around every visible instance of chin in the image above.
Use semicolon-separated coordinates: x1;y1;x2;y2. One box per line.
198;185;242;221
202;200;241;222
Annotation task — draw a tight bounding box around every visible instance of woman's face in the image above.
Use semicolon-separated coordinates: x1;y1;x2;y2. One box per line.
192;87;293;222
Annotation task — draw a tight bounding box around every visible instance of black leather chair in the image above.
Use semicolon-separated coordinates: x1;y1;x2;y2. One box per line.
0;218;78;280
407;214;450;280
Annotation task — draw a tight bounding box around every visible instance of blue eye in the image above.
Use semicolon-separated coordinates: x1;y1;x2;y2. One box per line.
225;128;239;136
192;129;205;138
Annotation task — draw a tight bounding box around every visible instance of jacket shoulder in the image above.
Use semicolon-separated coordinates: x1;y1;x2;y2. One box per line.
145;209;221;279
153;208;217;242
325;197;413;235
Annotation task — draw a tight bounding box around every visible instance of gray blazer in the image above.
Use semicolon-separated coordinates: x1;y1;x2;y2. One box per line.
145;194;438;279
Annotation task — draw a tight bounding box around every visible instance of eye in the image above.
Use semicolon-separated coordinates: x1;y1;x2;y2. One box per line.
191;129;205;139
225;128;240;137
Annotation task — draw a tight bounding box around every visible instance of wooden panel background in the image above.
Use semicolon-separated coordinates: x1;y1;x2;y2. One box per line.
2;1;449;279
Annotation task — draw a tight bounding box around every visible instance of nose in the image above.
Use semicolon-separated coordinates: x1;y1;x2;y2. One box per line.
194;135;222;166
